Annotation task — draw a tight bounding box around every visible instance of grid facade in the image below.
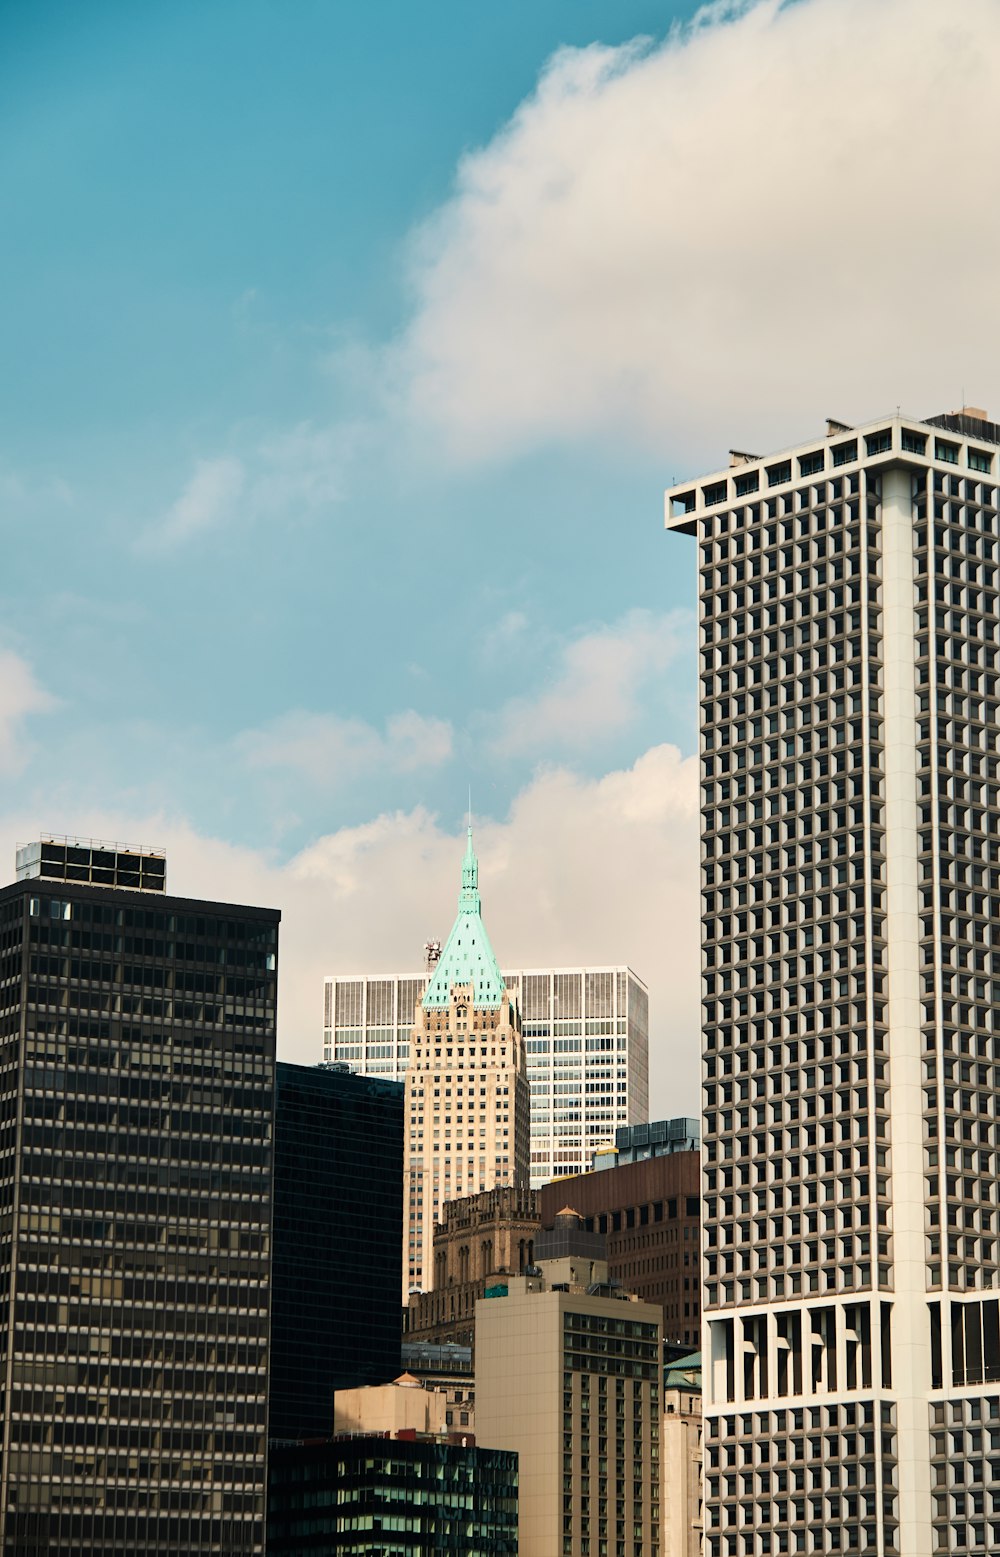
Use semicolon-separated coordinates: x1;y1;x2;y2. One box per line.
324;965;649;1187
0;873;278;1556
269;1063;404;1440
666;410;1000;1557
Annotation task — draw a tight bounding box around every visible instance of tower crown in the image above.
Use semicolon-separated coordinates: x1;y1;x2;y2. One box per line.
422;827;505;1011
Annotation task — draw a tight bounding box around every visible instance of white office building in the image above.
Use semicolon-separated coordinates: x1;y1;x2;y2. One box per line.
324;964;649;1187
666;406;1000;1557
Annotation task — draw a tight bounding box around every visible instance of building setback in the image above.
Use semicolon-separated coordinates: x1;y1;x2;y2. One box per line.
325;963;649;1187
538;1146;702;1350
269;1062;404;1441
666;407;1000;1556
0;838;278;1556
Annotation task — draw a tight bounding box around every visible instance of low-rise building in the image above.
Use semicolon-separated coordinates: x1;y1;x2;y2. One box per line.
267;1433;518;1555
333;1374;448;1437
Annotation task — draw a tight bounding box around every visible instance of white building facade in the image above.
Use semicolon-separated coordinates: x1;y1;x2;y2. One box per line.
324;964;649;1187
667;408;1000;1557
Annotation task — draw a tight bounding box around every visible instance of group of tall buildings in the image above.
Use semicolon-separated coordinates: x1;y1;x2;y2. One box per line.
5;401;999;1557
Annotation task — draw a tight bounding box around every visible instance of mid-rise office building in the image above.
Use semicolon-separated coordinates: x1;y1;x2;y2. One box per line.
326;962;649;1187
666;407;1000;1555
476;1268;662;1557
538;1144;702;1349
0;836;278;1555
403;830;530;1298
267;1433;519;1555
269;1062;404;1440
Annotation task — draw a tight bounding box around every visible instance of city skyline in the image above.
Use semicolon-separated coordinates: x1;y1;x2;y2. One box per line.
4;0;997;1116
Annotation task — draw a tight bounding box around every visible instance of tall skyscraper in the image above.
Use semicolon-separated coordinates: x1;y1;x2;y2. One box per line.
666;408;1000;1556
0;837;278;1556
269;1062;404;1441
403;830;530;1298
325;963;649;1187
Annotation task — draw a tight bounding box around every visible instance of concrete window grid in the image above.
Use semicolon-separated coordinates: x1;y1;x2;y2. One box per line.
704;1401;897;1557
913;474;1000;1296
699;477;892;1311
669;419;1000;1557
930;1394;1000;1554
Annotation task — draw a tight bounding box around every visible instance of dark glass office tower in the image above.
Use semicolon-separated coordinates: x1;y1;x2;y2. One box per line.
267;1434;519;1555
0;838;279;1556
269;1064;404;1440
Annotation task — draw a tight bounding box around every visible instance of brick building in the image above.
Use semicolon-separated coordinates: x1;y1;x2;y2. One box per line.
538;1147;701;1349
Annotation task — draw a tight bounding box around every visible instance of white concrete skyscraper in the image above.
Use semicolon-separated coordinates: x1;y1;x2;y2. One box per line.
666;408;1000;1557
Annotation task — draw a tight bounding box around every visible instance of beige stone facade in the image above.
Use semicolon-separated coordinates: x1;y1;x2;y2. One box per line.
333;1376;448;1437
475;1276;663;1557
403;981;530;1301
662;1365;702;1557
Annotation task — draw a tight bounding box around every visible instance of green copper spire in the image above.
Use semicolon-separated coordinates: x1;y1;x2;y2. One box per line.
422;826;505;1011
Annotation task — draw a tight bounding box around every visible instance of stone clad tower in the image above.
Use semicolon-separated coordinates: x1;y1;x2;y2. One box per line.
403;827;530;1300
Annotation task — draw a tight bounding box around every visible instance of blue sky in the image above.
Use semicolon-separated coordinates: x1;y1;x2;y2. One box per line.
3;0;997;1107
2;0;706;848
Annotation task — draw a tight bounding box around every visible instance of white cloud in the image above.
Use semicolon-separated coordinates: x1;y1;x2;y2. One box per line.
144;456;246;550
0;741;700;1111
236;708;454;784
490;608;688;756
0;651;55;775
395;0;1000;463
143;420;365;550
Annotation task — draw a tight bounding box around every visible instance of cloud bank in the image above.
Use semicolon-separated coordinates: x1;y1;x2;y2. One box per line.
0;742;701;1113
397;0;1000;462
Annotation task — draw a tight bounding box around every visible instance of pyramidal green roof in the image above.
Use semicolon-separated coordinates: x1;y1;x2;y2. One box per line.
422;827;505;1011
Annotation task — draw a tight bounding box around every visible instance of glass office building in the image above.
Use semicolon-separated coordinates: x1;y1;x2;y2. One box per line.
267;1433;519;1554
325;965;649;1187
269;1063;404;1440
0;838;278;1555
667;409;1000;1556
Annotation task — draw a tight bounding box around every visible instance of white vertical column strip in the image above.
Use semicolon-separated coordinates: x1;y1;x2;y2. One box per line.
880;464;933;1556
